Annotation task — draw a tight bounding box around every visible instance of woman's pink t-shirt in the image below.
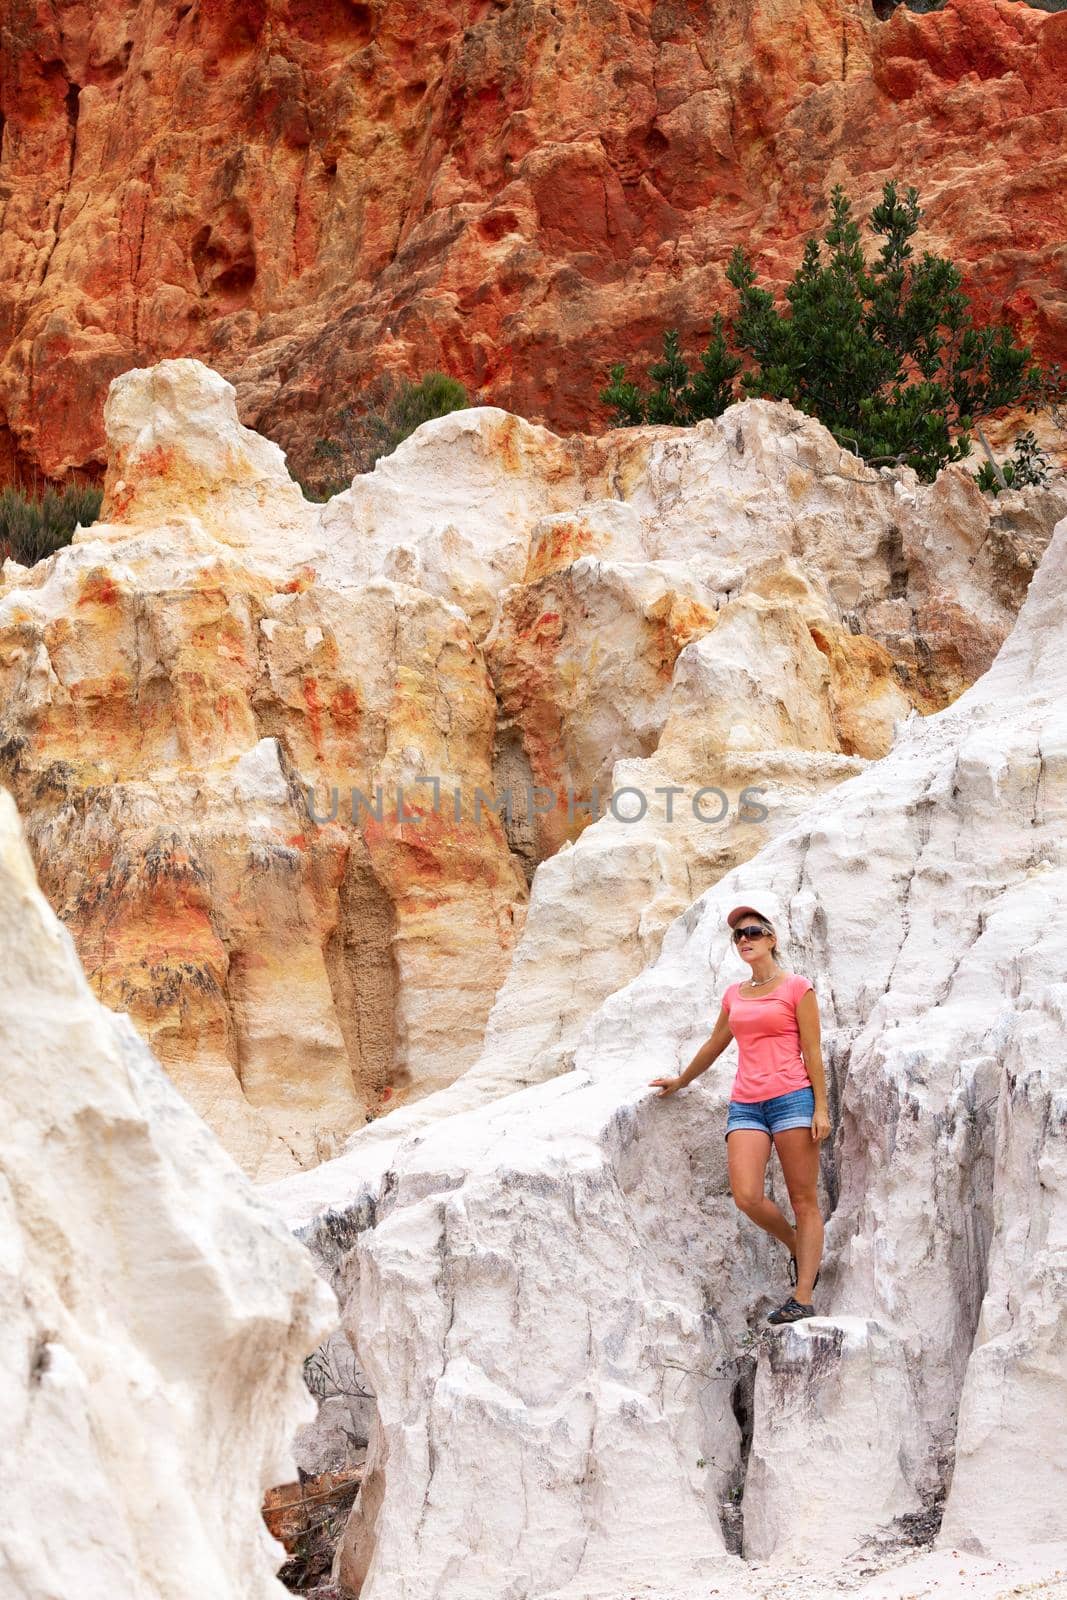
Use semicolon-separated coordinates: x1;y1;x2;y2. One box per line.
722;974;814;1102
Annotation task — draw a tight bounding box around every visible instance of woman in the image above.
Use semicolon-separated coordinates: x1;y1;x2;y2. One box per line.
649;903;831;1323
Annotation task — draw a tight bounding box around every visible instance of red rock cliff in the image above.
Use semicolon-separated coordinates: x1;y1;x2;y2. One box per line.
0;0;1064;479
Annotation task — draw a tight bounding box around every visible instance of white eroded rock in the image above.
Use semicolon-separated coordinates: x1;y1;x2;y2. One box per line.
936;898;1067;1552
0;377;529;1180
265;513;1067;1596
99;357;314;544
335;1079;740;1599
742;1318;919;1562
4;360;1065;1184
0;784;337;1600
320;407;584;639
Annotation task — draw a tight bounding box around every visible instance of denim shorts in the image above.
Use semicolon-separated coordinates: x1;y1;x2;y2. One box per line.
725;1085;815;1140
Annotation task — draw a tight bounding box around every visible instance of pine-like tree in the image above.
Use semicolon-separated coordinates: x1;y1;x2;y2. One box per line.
601;182;1051;483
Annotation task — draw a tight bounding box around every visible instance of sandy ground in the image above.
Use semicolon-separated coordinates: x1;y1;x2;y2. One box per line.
543;1542;1067;1600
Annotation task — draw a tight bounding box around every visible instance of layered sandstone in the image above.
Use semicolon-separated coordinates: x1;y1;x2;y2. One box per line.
0;0;1063;480
0;782;337;1600
265;507;1067;1599
0;362;532;1179
3;358;1062;1184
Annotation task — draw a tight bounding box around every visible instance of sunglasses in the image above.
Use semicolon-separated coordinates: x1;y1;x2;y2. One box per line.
732;924;770;943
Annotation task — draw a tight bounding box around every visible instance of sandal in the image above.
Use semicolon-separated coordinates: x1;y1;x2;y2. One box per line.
768;1295;816;1325
788;1254;820;1291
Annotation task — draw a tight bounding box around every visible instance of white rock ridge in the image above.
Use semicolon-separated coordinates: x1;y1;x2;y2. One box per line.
2;358;1064;1187
0;783;337;1600
266;510;1067;1598
269;384;1067;1186
0;361;532;1179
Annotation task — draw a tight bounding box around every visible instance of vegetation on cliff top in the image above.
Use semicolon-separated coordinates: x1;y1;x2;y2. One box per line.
974;431;1052;496
300;371;470;500
602;182;1062;485
895;0;1067;11
0;481;102;568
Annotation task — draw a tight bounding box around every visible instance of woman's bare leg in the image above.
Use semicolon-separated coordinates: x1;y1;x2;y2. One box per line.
727;1128;798;1251
772;1126;824;1300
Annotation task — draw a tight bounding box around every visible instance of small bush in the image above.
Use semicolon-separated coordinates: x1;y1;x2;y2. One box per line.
296;371;471;500
895;0;1067;11
389;371;470;443
974;431;1052;497
602;181;1058;484
602;320;741;427
0;481;103;567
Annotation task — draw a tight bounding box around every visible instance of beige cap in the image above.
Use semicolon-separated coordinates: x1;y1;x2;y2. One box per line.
726;904;775;930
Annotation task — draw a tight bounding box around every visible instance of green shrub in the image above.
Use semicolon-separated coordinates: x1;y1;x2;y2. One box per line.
602;182;1055;484
896;0;1067;11
974;431;1052;497
389;372;470;444
602;320;741;427
0;481;103;567
296;371;471;500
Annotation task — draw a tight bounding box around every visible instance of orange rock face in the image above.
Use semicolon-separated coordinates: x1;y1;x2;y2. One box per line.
0;0;1063;481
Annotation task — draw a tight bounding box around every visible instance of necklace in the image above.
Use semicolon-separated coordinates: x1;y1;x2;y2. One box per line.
745;968;782;989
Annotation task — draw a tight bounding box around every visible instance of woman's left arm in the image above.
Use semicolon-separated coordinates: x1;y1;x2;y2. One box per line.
796;989;831;1141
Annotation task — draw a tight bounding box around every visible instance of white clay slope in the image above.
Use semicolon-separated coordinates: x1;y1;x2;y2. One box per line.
0;785;337;1600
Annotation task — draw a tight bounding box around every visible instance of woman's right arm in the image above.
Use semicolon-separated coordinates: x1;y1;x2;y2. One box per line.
649;1005;733;1096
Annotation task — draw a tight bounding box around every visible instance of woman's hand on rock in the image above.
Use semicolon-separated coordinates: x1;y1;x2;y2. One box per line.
649;1075;683;1097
